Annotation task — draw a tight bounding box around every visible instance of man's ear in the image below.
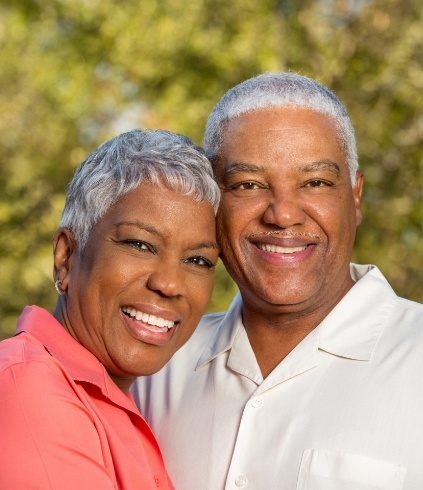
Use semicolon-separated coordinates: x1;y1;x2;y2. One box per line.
353;170;364;226
53;228;77;293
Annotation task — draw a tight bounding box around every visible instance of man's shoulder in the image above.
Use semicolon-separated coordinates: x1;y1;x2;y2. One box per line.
394;295;423;329
353;264;423;325
175;310;228;355
197;310;227;329
397;295;423;311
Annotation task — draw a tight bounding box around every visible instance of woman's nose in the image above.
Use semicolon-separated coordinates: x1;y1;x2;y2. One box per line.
146;260;185;298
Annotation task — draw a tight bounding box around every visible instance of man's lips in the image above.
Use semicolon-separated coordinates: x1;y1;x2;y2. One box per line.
248;231;318;251
256;243;308;254
246;231;319;259
247;230;320;241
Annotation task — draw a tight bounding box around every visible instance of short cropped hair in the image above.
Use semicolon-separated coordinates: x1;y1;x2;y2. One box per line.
60;129;220;250
204;72;358;184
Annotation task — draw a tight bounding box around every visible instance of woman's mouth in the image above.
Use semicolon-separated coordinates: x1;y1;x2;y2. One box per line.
121;306;175;331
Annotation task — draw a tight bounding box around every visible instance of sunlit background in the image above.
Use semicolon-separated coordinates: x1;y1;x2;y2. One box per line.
1;0;422;338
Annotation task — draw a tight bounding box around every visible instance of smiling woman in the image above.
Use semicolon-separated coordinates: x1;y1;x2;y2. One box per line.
0;129;220;490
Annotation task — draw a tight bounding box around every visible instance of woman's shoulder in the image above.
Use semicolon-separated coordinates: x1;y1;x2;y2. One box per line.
0;332;50;369
0;332;75;393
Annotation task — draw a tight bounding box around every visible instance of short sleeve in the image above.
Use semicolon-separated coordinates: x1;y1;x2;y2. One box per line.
0;358;118;490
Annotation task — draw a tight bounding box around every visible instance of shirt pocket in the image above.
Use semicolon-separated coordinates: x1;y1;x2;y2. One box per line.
296;449;406;490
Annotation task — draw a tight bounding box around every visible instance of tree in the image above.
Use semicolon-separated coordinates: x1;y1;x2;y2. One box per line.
1;0;422;339
280;0;423;301
0;0;280;337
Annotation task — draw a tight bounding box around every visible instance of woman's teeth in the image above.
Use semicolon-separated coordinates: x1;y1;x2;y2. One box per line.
121;307;175;329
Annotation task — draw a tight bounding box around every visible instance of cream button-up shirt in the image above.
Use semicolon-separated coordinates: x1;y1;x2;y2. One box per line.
133;264;423;490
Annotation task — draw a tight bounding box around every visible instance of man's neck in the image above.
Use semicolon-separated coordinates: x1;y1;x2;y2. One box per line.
240;277;355;378
242;311;319;378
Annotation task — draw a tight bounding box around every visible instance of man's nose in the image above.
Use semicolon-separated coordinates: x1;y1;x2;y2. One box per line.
262;190;307;228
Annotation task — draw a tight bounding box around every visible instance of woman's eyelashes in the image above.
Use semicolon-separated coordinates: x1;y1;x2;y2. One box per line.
120;239;216;269
123;239;156;253
184;255;215;269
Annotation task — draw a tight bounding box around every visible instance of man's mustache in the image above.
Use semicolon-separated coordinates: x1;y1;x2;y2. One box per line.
246;230;320;240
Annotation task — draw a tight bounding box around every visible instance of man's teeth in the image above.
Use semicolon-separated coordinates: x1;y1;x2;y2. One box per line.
121;307;175;329
258;243;307;254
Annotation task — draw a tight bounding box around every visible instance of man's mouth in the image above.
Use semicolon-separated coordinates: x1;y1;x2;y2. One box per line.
121;306;176;331
257;243;308;254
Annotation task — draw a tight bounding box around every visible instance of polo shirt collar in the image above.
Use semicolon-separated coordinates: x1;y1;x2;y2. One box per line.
197;264;396;369
16;306;138;413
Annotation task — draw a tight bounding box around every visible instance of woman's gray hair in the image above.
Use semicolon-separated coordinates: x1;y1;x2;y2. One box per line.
204;72;359;184
60;129;220;250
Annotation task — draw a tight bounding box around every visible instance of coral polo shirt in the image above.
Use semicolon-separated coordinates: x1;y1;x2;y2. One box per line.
0;306;173;490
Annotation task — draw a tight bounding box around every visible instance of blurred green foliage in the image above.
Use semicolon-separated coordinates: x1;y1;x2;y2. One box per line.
0;0;422;339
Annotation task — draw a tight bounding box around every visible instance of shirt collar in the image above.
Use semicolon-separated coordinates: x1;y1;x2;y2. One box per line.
197;264;396;368
16;306;137;411
197;293;244;369
318;263;396;360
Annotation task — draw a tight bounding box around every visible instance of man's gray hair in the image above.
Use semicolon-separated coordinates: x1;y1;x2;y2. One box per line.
204;72;359;184
60;129;220;250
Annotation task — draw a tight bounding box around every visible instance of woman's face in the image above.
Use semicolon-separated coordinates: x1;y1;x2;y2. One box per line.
54;181;218;391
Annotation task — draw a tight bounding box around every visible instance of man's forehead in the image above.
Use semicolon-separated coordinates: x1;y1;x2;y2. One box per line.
217;108;346;169
224;105;337;127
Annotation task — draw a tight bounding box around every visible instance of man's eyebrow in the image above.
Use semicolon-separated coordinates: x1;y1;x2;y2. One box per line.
218;160;341;181
301;160;340;175
219;162;265;179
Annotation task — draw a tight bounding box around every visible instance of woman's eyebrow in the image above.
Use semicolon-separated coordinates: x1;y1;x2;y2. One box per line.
113;221;160;236
113;222;219;251
189;240;220;252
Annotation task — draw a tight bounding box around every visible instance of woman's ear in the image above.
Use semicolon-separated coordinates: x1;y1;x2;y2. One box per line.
53;228;77;294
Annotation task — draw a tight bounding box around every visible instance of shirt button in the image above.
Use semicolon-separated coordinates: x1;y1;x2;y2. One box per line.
235;475;248;487
251;396;263;408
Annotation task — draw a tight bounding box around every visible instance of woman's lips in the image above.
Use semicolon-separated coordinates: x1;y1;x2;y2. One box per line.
121;306;180;346
121;306;175;330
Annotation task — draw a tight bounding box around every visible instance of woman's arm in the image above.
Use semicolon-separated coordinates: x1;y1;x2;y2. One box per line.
0;358;118;490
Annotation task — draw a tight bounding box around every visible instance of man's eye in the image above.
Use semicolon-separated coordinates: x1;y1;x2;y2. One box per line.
185;256;214;269
305;179;332;188
232;182;260;190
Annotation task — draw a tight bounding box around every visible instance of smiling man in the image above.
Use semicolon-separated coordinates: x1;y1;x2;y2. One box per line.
133;73;423;489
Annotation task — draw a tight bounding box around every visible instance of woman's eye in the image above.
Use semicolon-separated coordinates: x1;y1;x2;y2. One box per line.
124;240;153;252
185;256;214;269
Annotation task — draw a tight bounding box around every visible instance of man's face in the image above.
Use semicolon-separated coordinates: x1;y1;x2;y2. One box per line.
214;106;363;315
